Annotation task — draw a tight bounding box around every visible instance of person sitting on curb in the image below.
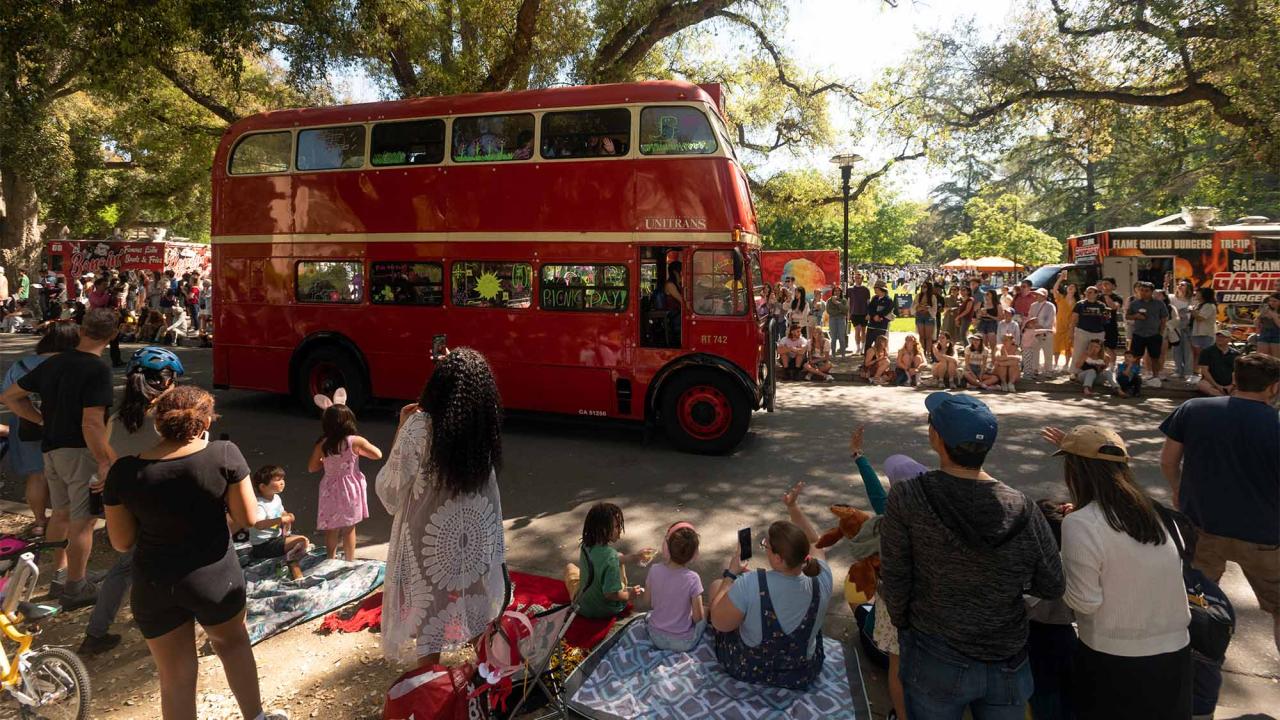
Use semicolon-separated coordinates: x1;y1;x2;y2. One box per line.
1194;331;1239;397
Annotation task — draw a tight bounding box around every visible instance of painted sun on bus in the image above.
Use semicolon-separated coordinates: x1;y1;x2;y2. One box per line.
210;81;772;454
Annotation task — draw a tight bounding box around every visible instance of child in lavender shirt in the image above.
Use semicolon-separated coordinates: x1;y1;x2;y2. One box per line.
646;522;705;652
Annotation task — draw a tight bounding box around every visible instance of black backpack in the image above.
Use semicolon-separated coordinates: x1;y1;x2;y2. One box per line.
1157;506;1236;662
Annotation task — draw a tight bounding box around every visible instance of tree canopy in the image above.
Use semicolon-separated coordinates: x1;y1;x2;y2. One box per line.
2;0;1276;275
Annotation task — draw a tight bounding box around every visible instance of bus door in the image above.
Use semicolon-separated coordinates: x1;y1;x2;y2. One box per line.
638;247;686;351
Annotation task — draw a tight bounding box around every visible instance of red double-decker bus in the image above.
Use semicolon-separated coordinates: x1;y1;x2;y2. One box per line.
210;81;774;453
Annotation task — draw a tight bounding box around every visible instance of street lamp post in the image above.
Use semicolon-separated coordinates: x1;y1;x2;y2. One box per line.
829;153;863;283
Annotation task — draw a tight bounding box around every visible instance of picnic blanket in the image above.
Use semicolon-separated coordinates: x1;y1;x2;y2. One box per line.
317;570;621;650
564;616;870;720
243;551;385;646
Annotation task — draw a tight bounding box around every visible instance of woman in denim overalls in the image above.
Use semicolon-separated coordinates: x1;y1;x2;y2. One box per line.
708;483;833;690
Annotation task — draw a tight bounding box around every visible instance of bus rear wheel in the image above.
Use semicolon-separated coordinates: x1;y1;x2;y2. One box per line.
660;369;750;454
295;345;369;411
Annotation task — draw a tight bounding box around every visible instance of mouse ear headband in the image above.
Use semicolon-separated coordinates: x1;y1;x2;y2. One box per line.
663;521;698;561
313;388;347;410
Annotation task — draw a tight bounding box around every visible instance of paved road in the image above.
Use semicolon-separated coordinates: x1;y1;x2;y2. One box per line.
1;336;1275;717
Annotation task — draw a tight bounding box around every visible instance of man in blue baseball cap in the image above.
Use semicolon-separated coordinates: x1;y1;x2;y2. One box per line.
879;392;1064;719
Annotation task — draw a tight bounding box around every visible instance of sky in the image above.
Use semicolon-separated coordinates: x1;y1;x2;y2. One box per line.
328;0;1022;200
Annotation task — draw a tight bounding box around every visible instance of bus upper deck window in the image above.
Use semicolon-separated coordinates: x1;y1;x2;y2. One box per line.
639;107;717;156
371;120;445;166
229;131;292;175
297;125;366;171
540;109;631;159
452;114;535;162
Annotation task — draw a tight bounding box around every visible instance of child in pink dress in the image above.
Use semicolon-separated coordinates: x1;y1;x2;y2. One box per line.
307;390;383;559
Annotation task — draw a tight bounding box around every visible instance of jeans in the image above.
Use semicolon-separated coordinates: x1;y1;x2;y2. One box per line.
648;619;706;652
87;550;133;638
1080;367;1113;389
830;316;849;354
1172;335;1194;376
1117;372;1143;396
900;629;1034;720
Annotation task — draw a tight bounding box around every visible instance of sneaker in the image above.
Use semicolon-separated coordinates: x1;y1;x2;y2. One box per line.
78;632;122;656
1147;378;1162;389
263;710;291;720
58;580;100;611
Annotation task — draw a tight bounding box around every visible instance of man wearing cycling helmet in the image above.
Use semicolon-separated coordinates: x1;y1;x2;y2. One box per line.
80;347;184;656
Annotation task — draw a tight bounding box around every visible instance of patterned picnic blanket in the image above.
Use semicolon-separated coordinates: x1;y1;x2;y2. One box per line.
242;550;384;645
566;617;866;720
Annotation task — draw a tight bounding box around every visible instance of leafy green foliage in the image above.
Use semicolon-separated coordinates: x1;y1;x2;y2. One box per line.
944;194;1063;266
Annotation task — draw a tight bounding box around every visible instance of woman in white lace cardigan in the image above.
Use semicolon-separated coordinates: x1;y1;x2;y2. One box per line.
375;348;507;665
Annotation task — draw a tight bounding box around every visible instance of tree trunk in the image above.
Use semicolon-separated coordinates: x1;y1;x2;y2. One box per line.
1083;158;1097;234
1;167;43;279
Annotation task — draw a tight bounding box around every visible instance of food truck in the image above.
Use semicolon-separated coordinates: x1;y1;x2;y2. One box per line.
1025;211;1280;340
44;237;211;281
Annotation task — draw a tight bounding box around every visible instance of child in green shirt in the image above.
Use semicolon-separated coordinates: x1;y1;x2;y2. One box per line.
563;502;653;618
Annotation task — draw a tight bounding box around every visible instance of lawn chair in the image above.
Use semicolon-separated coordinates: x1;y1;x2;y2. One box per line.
502;548;596;720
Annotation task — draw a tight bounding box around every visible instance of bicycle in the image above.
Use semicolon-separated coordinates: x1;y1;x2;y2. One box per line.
0;535;91;720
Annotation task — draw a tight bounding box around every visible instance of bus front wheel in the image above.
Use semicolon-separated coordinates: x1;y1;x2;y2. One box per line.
660;369;750;454
295;345;369;411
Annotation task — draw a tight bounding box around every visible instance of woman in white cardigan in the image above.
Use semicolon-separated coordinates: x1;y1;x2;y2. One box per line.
1042;425;1191;720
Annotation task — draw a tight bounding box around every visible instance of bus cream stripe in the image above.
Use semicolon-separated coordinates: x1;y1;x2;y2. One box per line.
211;231;759;246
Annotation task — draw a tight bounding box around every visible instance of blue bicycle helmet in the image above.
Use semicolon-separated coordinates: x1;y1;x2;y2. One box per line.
128;346;185;376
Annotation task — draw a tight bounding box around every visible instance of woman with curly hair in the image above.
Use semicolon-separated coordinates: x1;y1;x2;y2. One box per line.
375;348;507;665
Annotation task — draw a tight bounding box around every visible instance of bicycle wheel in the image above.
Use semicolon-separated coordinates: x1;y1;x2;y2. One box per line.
18;647;91;720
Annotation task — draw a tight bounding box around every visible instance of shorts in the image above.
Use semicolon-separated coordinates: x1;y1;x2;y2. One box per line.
968;363;983;377
1130;333;1163;360
251;536;286;560
1190;335;1215;350
977;318;998;334
851;314;868;327
1258;329;1280;344
131;546;247;639
915;314;935;325
1192;529;1279;615
43;447;96;521
1104;327;1120;349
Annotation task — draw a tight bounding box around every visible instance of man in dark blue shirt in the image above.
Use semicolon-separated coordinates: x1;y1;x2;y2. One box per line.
1160;352;1280;653
864;282;895;350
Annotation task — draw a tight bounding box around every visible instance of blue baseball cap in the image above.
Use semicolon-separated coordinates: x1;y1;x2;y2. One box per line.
925;392;998;449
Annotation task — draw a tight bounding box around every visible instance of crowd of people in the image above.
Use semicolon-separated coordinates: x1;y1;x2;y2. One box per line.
0;259;1275;720
761;267;1280;400
0;266;212;360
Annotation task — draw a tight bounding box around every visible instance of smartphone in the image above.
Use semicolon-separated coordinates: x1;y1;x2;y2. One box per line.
431;333;447;359
737;527;752;562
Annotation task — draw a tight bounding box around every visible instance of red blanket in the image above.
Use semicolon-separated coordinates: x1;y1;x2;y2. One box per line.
319;570;622;649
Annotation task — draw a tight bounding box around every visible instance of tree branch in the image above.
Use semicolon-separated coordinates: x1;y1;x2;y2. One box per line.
597;0;738;81
481;0;542;91
934;82;1251;130
152;60;241;123
818;145;928;206
716;10;860;100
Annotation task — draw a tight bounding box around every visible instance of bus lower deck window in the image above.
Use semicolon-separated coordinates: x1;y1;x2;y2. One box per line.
451;261;532;308
370;261;444;305
296;261;363;303
539;264;629;312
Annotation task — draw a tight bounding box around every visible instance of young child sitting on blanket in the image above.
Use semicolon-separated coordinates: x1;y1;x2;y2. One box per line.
564;503;656;619
645;522;705;652
250;465;311;579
